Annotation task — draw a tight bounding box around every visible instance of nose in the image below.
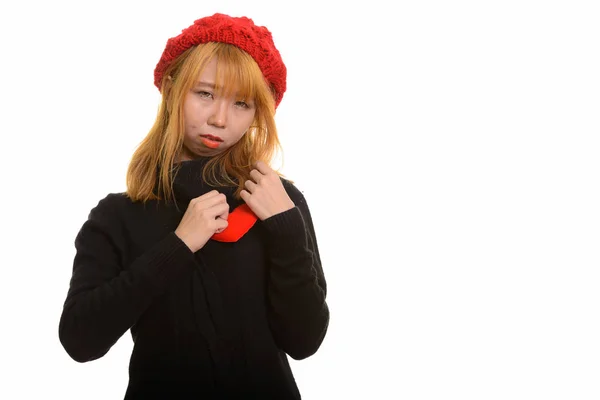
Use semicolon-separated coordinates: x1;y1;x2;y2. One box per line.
208;99;227;128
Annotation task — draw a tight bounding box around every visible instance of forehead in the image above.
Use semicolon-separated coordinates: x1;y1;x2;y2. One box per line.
193;56;257;98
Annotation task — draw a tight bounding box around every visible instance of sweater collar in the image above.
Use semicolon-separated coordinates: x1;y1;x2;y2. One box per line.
169;157;259;242
169;157;243;211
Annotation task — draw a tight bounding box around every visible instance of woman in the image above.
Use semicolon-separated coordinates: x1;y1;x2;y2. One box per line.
59;13;329;399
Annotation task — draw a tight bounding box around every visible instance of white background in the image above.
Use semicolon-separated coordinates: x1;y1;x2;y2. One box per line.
1;0;599;399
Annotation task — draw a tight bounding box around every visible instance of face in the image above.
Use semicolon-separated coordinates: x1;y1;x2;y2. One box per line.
179;58;256;161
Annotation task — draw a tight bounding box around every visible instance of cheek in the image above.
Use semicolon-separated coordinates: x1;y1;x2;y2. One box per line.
182;95;194;113
238;116;255;137
242;111;256;130
184;110;209;133
182;103;193;127
183;97;207;121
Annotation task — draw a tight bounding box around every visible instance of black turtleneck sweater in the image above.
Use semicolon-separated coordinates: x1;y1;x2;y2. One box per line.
58;158;329;399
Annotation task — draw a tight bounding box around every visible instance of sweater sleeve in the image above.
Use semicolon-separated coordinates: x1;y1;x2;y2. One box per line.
58;194;196;363
261;183;329;360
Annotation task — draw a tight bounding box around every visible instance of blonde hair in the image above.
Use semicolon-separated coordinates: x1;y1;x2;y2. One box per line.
125;42;291;205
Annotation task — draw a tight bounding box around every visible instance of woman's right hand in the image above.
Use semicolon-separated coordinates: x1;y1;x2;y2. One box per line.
174;190;229;253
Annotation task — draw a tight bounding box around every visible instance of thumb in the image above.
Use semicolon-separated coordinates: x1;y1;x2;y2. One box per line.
215;217;228;233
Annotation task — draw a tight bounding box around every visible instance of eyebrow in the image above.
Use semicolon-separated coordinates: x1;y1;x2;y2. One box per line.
194;81;216;88
193;81;247;98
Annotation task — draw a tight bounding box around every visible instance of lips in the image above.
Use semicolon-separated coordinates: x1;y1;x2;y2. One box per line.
200;134;223;142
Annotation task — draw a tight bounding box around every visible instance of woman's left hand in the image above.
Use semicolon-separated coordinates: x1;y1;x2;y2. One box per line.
241;160;296;221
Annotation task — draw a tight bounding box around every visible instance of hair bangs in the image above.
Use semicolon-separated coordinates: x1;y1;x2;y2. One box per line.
213;44;269;106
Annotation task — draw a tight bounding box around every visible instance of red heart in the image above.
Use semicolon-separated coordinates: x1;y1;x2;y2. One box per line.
211;203;258;242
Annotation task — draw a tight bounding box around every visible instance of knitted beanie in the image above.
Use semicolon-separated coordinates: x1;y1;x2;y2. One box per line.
154;13;287;108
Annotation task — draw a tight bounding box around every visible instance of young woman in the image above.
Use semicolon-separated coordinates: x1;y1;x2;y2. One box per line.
58;13;329;399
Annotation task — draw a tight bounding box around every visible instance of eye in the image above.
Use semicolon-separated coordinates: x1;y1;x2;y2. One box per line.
195;90;213;99
235;100;251;109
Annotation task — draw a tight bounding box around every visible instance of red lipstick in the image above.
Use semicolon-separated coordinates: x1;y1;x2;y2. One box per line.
200;134;223;142
200;135;222;149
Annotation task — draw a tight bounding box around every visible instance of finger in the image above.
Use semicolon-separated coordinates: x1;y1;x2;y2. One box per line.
192;190;220;204
200;190;221;200
198;192;227;208
249;169;263;183
244;179;257;192
218;207;229;221
208;202;230;221
254;160;272;175
215;217;228;231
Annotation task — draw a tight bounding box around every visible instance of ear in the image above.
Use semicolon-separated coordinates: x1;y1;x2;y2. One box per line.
162;75;174;93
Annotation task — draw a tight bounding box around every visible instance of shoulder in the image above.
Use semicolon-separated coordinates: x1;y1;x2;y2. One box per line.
92;192;130;210
81;192;142;243
280;177;306;203
87;192;173;234
280;177;315;212
87;192;135;221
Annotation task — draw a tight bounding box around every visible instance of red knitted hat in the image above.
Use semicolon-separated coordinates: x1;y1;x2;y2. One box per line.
154;13;287;108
